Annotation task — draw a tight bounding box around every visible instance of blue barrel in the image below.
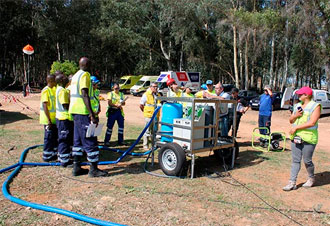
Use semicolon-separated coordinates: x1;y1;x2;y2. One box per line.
160;103;183;142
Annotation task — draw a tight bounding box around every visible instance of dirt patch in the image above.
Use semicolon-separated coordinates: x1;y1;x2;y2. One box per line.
0;91;329;225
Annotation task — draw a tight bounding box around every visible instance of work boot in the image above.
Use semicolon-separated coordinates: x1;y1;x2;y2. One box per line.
88;162;108;177
282;180;297;191
104;141;111;146
72;156;89;176
302;177;315;188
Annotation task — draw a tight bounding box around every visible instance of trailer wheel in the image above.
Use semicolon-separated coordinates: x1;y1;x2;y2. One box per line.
158;143;186;176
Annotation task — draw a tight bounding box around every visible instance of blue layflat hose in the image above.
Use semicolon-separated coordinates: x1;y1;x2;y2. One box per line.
0;106;161;225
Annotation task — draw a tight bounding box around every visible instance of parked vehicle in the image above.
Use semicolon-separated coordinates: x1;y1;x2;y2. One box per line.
250;92;283;110
223;84;236;93
130;76;158;96
281;87;330;115
238;90;258;102
156;71;200;96
119;75;143;93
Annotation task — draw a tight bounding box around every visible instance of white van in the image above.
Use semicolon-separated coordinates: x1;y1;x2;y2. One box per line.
130;76;158;96
281;87;330;115
156;71;200;96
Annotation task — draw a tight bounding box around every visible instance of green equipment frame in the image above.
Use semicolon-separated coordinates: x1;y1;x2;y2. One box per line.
252;127;286;152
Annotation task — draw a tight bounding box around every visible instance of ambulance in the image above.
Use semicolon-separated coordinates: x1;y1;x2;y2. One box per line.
119;75;143;94
130;75;158;96
156;71;200;96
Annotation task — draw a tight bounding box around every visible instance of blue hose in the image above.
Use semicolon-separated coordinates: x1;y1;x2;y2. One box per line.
0;107;161;225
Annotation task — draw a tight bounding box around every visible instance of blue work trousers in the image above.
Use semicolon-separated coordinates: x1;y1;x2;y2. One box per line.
258;115;271;135
72;114;99;162
56;119;73;165
43;124;58;161
104;109;124;143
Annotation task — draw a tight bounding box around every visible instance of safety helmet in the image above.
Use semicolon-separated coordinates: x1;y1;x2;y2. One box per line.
90;76;100;85
201;84;207;90
166;78;176;86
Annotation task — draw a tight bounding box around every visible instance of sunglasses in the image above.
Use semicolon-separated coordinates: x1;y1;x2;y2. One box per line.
151;86;158;88
114;87;119;90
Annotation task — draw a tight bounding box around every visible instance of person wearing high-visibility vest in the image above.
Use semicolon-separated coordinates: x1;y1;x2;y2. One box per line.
140;82;160;150
90;76;101;116
283;86;321;191
183;87;194;98
55;73;73;167
104;83;127;146
194;84;207;98
204;80;216;96
166;78;183;97
69;57;107;177
40;74;58;162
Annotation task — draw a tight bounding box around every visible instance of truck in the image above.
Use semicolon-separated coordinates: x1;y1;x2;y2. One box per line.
130;76;158;96
281;87;330;115
156;71;200;96
119;75;143;94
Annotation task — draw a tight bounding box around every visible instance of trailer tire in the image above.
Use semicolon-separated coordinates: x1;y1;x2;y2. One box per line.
158;143;186;176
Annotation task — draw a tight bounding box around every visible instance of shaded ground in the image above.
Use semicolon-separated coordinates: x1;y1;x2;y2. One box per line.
0;91;329;226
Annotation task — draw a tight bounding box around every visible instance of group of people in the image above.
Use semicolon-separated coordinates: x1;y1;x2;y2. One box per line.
40;59;321;187
40;57;126;178
137;79;252;152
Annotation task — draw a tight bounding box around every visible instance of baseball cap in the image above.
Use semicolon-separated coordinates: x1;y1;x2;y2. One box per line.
201;84;207;90
263;85;271;90
206;80;213;85
296;86;313;96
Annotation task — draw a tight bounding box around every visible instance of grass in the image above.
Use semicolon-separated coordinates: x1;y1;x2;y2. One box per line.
0;110;329;225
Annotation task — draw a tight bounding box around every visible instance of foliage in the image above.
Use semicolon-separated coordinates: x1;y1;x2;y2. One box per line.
0;0;329;90
50;60;78;76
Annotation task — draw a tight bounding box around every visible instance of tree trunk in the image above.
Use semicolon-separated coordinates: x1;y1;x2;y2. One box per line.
320;26;330;91
294;69;299;89
250;28;257;89
269;34;275;87
281;12;289;92
273;52;279;90
160;35;172;71
244;30;250;90
179;41;184;71
239;41;243;89
233;25;239;88
56;41;61;61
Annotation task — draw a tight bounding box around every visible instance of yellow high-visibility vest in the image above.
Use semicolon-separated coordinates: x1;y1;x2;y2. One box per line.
107;91;125;117
292;100;321;144
92;88;100;114
56;86;72;121
144;88;160;118
40;86;56;125
69;70;95;115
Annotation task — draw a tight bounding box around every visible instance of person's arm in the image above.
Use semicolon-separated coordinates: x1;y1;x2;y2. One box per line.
267;88;273;97
81;88;98;124
42;102;52;126
140;104;144;112
289;105;321;134
289;107;303;124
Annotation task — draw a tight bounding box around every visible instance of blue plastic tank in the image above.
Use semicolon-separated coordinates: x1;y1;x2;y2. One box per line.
160;103;183;142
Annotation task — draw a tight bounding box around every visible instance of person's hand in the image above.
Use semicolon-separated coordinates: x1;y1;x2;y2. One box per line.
90;114;99;125
289;127;297;135
203;91;209;98
295;109;303;118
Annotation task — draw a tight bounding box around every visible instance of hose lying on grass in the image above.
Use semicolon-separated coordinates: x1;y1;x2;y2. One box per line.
0;107;160;226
